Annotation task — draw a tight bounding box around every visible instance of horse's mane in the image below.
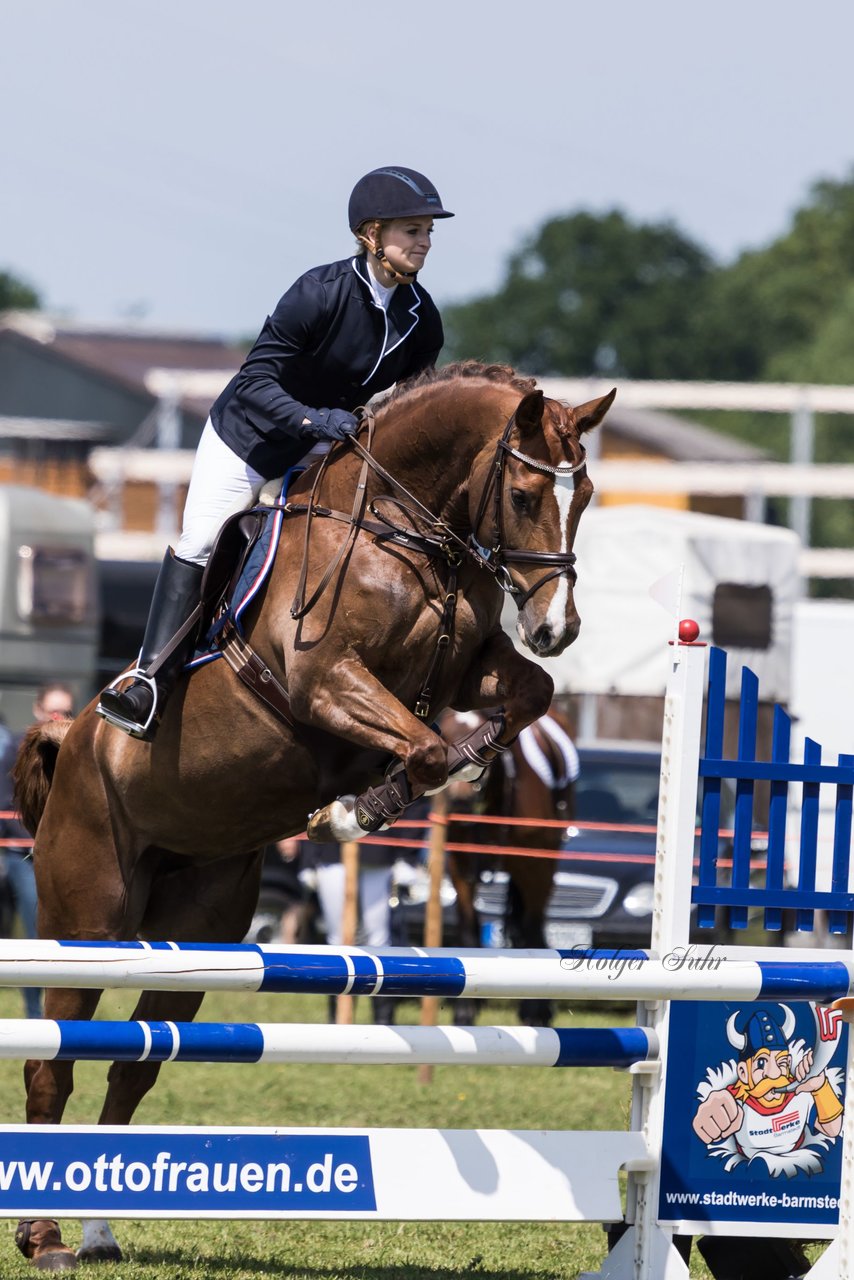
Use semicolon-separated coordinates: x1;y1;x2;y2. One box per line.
377;361;537;415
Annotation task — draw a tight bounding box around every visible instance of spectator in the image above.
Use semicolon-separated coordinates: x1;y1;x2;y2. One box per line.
0;682;75;1018
300;799;429;1023
270;836;312;944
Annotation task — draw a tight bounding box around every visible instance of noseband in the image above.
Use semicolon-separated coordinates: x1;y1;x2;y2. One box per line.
468;412;587;610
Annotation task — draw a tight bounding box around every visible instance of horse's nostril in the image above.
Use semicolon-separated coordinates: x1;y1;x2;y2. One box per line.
532;625;554;651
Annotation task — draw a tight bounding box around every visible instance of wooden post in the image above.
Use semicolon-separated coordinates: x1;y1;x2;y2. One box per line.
418;791;448;1084
336;841;360;1025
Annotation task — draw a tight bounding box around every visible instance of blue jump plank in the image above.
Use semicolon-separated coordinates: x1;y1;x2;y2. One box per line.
795;739;822;932
763;703;792;931
829;753;854;935
728;665;759;931
696;647;727;929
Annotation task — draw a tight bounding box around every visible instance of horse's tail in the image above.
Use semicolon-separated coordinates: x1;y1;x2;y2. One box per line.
12;721;72;835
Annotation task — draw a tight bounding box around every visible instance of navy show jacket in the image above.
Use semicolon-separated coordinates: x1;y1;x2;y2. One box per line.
210;256;444;477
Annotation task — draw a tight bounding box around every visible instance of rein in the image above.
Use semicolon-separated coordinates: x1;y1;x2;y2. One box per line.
224;403;587;726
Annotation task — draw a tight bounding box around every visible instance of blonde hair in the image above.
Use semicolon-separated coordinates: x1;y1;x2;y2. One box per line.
354;219;383;256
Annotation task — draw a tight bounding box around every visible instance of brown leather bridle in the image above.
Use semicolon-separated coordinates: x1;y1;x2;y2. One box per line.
467;410;588;610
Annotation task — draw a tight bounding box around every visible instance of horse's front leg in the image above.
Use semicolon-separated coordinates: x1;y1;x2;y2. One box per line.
297;660;448;842
442;630;555;786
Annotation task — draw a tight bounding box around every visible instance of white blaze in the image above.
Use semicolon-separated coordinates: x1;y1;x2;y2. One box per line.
544;474;575;637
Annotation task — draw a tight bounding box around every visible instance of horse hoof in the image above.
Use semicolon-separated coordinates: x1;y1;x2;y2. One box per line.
15;1220;78;1271
76;1245;123;1263
34;1250;78;1271
308;797;373;842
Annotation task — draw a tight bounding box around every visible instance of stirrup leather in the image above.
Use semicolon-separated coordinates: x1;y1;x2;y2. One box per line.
96;669;159;739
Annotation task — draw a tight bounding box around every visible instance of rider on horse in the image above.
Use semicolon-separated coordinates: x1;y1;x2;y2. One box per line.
98;167;454;740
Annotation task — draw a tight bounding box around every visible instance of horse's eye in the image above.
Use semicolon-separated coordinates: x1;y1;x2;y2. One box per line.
510;489;527;512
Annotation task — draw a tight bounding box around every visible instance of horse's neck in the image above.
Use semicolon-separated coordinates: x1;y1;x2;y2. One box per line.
370;387;510;525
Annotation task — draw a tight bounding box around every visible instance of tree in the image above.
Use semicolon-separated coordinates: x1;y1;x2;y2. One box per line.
700;172;854;383
0;270;40;312
442;210;717;378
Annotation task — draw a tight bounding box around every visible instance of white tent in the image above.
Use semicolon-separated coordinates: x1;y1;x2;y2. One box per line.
502;506;802;703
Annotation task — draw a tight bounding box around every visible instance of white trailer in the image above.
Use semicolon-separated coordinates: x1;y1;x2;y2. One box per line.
502;504;802;745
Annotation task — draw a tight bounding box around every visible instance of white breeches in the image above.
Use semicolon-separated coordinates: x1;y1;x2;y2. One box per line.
176;420;268;565
313;863;393;948
177;419;330;565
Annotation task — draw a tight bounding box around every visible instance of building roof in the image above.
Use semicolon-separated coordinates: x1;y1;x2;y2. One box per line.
0;312;245;422
0;415;121;444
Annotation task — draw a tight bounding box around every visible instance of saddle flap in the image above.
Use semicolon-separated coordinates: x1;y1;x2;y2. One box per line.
200;509;266;618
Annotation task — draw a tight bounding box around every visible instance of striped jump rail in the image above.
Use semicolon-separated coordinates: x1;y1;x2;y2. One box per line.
0;939;851;1002
0;1019;658;1069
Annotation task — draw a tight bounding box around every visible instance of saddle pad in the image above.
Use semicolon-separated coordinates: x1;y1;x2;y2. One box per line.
186;473;292;671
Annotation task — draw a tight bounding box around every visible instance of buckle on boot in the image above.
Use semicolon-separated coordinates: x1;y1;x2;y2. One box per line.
96;669;159;740
353;768;412;833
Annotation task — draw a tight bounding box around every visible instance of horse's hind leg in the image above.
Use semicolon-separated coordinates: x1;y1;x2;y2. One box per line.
95;849;263;1126
20;796;129;1271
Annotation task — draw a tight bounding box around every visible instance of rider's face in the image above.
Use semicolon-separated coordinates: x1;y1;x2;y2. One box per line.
378;217;434;275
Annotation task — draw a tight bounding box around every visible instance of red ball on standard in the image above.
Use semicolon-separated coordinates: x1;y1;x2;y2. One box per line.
678;619;700;643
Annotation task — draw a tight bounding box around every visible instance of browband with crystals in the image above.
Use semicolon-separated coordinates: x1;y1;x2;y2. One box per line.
503;444;587;476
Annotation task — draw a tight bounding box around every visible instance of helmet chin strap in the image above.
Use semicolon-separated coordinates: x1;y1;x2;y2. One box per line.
357;231;417;285
374;245;417;284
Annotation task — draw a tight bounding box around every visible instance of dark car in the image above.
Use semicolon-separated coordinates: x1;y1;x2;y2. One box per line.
379;742;664;951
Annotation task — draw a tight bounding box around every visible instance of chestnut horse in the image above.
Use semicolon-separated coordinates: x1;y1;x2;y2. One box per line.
442;707;577;1027
13;363;613;1269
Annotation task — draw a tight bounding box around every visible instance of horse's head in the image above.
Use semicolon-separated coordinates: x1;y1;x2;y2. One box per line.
474;386;615;656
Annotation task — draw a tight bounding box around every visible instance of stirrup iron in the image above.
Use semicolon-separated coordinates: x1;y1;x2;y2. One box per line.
96;669;159;739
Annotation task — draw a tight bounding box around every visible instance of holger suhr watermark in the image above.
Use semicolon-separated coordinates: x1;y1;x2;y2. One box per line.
559;945;725;981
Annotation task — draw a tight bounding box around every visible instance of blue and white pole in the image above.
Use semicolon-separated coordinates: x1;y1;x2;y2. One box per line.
0;1019;658;1069
0;940;850;1002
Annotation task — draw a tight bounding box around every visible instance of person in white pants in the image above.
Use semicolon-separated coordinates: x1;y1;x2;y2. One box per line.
97;165;453;741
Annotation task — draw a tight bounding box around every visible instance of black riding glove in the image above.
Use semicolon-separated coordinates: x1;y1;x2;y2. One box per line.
301;408;359;442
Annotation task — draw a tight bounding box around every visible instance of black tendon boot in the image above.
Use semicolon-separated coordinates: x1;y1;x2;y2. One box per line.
97;549;204;740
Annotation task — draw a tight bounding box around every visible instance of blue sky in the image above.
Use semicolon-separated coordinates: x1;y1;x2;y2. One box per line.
3;0;854;337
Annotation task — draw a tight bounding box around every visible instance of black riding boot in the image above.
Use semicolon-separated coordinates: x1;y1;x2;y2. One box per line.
97;549;204;740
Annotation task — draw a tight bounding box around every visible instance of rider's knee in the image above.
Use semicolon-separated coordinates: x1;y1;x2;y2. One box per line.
175;524;214;566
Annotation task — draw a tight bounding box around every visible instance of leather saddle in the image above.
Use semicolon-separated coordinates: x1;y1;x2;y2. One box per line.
199;508;267;630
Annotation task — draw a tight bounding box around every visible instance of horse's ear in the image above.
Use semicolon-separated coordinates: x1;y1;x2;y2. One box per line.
515;390;545;439
574;388;616;435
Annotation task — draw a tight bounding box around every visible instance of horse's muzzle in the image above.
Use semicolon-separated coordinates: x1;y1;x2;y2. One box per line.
518;613;580;657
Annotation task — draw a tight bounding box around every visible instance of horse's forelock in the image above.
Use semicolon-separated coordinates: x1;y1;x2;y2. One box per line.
549;400;586;461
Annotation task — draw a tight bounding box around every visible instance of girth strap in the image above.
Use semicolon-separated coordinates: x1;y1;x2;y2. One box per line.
219;622;295;730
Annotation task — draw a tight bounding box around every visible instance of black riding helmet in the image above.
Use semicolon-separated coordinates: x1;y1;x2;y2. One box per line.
348;166;454;232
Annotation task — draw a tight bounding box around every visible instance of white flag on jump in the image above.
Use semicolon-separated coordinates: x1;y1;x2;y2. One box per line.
648;565;684;647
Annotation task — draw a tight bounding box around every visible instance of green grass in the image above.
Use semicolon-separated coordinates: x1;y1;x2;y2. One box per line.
0;987;827;1278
